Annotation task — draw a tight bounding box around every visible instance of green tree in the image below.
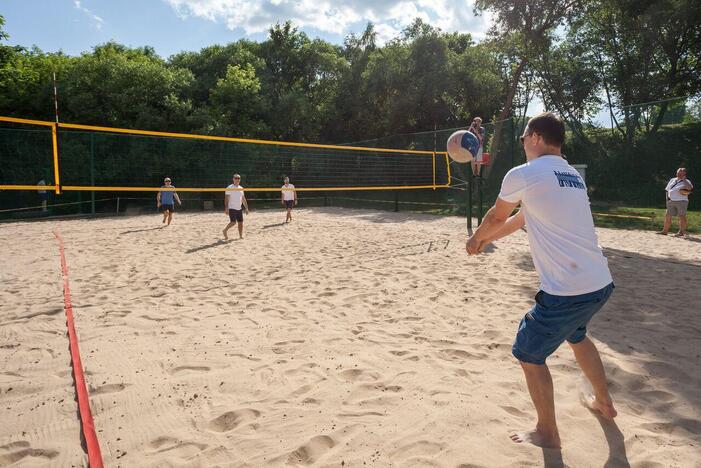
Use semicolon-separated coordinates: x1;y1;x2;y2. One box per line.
474;0;581;160
572;0;701;140
0;46;73;120
209;63;265;136
0;14;8;41
61;42;193;130
534;36;602;142
258;22;345;141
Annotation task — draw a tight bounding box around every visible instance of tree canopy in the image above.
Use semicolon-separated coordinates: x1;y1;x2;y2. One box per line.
0;2;699;144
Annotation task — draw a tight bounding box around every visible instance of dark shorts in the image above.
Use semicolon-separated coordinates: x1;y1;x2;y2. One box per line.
284;200;294;209
512;282;614;365
160;204;174;212
228;208;243;223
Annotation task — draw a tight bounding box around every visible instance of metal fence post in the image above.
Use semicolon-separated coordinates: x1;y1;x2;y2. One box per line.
467;169;473;231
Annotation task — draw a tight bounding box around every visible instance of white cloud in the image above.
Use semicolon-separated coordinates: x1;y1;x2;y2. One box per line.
163;0;490;44
74;0;105;30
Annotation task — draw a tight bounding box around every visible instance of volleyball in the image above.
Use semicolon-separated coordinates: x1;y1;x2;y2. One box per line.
446;130;480;163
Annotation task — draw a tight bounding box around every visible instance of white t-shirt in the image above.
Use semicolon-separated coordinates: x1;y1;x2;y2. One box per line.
226;184;245;210
665;177;693;202
499;155;612;296
281;183;296;201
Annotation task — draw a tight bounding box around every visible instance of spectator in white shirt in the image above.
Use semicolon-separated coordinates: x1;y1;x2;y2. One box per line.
657;167;693;237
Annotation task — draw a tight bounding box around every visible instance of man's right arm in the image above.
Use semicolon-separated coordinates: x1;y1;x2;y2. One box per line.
484;210;525;244
224;194;229;214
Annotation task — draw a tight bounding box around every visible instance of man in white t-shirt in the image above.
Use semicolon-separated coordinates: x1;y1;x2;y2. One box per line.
466;112;616;449
223;174;249;239
281;176;297;223
657;167;693;237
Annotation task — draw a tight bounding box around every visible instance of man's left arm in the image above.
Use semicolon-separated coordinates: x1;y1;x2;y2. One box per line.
466;197;520;254
242;194;249;213
174;192;182;205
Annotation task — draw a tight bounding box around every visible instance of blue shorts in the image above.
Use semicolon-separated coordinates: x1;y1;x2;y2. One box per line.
512;283;614;365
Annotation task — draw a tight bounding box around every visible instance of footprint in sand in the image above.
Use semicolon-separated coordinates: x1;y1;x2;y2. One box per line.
91;383;128;395
168;365;211;375
498;405;529;418
149;436;207;456
288;384;316;398
638;389;676;404
208;409;261;432
272;340;305;354
141;315;169;322
337;410;385;418
389;439;444;459
640;418;701;436
287;435;336;465
339;368;380;382
0;441;59;465
481;329;502;340
437;349;487;361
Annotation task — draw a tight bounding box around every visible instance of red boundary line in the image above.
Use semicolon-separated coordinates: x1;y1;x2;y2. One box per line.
54;228;104;468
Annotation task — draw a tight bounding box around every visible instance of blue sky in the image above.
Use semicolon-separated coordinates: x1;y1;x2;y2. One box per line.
3;1;565;120
2;0;492;58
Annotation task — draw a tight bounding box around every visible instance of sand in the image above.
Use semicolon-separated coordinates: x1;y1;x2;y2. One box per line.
1;207;700;467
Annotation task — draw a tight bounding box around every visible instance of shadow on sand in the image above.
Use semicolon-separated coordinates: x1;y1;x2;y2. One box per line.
262;222;286;229
185;239;233;254
119;226;165;235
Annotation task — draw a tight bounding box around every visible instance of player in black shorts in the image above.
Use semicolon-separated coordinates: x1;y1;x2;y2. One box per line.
281;177;297;223
223;174;249;239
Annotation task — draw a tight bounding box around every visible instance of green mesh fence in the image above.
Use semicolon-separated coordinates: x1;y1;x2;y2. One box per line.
57;130;447;190
0;126;55;218
0;123;452;219
337;118;521;223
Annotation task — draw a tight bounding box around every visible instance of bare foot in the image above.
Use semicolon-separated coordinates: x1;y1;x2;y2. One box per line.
580;389;617;419
655;231;668;235
510;428;561;448
673;232;685;237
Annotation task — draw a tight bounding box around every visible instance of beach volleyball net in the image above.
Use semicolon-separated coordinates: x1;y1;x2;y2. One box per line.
0;116;452;217
334;118;522;219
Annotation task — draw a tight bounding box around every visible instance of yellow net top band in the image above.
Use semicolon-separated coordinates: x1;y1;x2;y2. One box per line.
0;116;447;157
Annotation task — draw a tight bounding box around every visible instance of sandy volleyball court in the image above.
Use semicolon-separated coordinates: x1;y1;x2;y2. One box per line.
1;207;700;467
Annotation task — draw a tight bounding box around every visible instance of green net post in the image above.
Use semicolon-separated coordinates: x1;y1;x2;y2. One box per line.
467;169;473;231
478;173;484;225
